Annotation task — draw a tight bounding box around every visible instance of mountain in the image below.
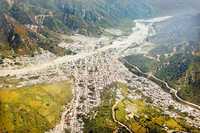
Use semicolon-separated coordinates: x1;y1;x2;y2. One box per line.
148;14;200;105
124;13;200;105
155;42;200;105
125;42;200;106
1;1;200;132
0;0;154;57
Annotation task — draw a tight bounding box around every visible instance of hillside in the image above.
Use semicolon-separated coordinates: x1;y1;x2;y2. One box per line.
177;59;200;105
0;80;72;133
124;12;200;106
125;41;200;105
0;0;154;57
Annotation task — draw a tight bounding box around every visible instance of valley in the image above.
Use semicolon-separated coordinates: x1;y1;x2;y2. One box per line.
0;15;200;133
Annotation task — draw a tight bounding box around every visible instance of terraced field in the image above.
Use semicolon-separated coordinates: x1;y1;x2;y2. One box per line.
114;99;200;133
0;80;73;133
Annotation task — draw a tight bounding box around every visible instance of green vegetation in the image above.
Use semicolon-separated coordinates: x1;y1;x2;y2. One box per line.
178;62;200;105
0;42;14;58
0;80;73;133
116;82;129;97
38;37;74;56
84;82;199;133
114;99;200;133
155;52;200;105
0;0;155;56
83;82;133;133
124;42;200;105
43;17;69;33
125;54;157;73
155;53;193;81
83;87;117;133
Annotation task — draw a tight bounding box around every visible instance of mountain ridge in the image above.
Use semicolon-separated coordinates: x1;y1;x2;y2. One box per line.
0;0;154;57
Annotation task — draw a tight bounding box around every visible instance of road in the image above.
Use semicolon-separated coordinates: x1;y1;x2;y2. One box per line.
3;15;199;133
0;16;171;77
112;100;133;133
121;58;200;110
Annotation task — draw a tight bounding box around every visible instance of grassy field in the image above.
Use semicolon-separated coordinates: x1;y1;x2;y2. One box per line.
116;82;129;97
0;80;73;133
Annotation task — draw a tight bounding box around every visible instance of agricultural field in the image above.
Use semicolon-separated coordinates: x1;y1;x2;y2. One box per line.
114;99;200;133
0;80;73;133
